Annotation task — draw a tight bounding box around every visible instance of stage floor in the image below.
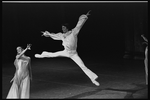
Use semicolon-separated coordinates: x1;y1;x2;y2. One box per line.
2;58;148;99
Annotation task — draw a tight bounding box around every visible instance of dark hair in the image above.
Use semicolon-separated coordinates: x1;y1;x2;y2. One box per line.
62;23;70;30
16;46;23;54
16;46;22;51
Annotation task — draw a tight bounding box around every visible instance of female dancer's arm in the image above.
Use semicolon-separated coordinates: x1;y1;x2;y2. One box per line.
16;44;31;59
10;60;19;83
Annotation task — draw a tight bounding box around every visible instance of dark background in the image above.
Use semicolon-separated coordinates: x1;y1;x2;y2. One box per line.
2;3;148;64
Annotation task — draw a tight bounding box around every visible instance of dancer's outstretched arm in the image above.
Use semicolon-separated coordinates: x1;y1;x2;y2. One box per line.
73;10;91;35
42;31;63;40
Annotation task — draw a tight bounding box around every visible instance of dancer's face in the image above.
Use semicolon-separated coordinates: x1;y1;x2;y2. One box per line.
62;26;68;33
17;47;23;54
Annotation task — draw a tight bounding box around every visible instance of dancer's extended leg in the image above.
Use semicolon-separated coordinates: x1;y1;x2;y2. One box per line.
70;53;100;86
35;50;69;58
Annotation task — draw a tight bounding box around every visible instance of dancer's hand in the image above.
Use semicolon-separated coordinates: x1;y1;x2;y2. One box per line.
10;75;17;83
80;10;91;19
86;10;91;16
41;31;45;36
27;44;32;50
41;31;50;37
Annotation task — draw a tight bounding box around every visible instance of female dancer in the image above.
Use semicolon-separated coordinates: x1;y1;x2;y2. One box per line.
7;44;32;98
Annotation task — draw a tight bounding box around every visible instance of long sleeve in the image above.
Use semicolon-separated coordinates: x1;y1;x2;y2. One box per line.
49;32;63;40
73;14;88;35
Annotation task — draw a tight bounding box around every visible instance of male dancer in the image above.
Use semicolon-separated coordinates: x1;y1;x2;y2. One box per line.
35;11;99;86
141;34;148;85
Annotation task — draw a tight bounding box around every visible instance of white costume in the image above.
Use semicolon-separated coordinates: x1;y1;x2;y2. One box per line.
7;55;31;99
35;14;99;86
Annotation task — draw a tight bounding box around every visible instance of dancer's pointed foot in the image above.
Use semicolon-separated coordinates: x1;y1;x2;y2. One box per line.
92;79;100;86
92;76;100;86
35;54;44;58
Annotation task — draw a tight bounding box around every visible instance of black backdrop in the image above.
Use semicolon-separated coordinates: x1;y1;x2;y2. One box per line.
2;3;148;63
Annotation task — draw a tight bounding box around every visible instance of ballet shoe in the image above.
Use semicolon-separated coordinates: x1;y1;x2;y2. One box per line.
35;54;44;58
92;79;100;86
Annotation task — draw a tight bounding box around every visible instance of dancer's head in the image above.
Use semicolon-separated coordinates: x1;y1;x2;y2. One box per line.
16;46;23;54
62;23;69;33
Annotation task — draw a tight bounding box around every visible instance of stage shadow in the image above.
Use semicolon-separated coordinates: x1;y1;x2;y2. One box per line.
65;83;148;99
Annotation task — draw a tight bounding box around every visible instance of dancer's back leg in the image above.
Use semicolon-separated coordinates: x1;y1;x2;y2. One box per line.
70;53;100;86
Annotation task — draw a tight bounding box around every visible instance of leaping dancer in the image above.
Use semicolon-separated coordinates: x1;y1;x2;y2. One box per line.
141;34;148;85
35;11;100;86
